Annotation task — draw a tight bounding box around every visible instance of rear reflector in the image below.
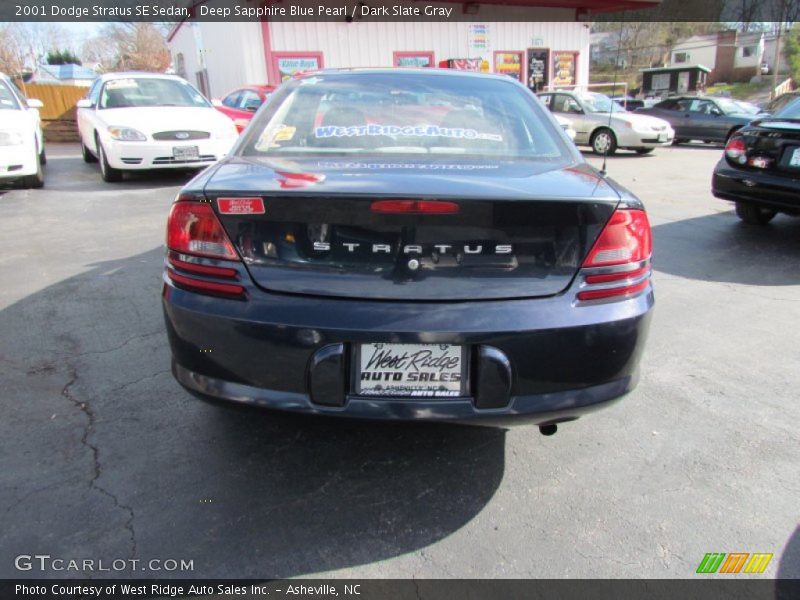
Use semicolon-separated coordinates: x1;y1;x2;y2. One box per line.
167;270;245;298
168;256;238;279
167;201;239;260
371;200;460;215
217;197;265;214
582;209;651;268
577;279;649;302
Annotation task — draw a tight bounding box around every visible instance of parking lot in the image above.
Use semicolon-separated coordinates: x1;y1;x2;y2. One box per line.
1;143;798;579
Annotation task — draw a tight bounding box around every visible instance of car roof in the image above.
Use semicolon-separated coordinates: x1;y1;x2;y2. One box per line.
97;71;186;83
298;67;520;84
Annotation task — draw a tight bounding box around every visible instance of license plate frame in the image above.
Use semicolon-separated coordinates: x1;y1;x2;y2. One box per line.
658;132;667;142
172;145;200;161
353;343;469;398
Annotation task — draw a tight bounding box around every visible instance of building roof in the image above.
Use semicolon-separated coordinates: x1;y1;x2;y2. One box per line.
640;64;712;73
38;63;97;81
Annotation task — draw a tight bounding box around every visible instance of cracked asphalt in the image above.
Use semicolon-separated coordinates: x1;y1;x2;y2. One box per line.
0;143;798;579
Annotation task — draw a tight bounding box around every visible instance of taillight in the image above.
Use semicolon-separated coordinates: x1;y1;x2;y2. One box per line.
582;209;651;268
577;209;652;303
165;201;245;299
166;200;238;260
371;200;460;215
725;136;747;164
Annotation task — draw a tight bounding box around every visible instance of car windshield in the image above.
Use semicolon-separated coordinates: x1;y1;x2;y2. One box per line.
714;97;748;115
579;92;626;113
99;78;210;109
240;72;569;160
0;81;21;110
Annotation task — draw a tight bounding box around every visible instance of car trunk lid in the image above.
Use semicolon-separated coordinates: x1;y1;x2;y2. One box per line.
203;157;620;301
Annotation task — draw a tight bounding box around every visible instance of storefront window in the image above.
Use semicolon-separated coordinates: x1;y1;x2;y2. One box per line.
552;52;578;88
494;51;523;82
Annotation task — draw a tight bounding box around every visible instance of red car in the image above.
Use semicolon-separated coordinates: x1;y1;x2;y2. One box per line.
213;85;275;133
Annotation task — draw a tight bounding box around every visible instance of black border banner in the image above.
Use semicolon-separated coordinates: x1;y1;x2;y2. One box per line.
3;579;800;600
2;0;797;22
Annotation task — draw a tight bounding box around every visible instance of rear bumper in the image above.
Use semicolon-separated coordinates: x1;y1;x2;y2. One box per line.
163;268;653;424
712;159;800;212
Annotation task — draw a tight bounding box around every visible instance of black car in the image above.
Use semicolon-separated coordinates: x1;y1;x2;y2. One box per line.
712;97;800;225
162;69;653;430
636;95;753;144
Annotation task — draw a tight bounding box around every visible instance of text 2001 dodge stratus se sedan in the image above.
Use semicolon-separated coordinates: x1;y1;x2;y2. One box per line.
162;69;653;431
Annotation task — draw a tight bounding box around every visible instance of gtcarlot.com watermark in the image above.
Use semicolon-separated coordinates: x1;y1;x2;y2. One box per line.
15;554;194;573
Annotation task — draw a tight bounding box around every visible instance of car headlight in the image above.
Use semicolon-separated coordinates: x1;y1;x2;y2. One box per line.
0;131;24;146
108;126;147;141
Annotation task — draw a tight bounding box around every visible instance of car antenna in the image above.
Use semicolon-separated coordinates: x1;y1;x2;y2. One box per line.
600;18;626;178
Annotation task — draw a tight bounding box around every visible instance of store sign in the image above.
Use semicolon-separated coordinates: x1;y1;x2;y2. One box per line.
395;54;433;68
552;52;577;87
468;24;490;52
276;56;321;81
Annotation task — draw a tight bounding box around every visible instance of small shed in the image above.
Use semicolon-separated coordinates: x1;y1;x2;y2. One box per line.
640;64;711;96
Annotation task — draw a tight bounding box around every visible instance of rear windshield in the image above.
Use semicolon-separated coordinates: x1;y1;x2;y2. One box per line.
775;97;800;119
239;72;569;160
99;78;209;109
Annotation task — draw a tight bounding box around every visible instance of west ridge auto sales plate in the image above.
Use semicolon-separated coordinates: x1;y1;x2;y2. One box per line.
356;343;467;398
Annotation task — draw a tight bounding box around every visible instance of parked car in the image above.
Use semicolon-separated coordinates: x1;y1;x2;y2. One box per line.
537;90;674;155
77;72;238;182
162;69;654;430
712;96;800;225
761;62;770;75
636;95;753;145
0;72;45;188
213;84;275;133
554;114;577;140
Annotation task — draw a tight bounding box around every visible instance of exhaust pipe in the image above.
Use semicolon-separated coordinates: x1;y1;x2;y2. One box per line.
539;424;557;436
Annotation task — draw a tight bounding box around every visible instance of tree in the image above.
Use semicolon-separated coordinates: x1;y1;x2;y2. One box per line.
0;24;26;77
783;25;800;82
83;23;170;73
46;49;82;66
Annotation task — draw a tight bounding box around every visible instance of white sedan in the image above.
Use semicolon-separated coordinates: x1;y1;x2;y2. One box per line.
0;72;45;188
77;73;238;182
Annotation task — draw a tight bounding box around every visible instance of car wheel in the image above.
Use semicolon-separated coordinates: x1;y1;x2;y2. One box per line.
635;148;654;155
97;139;123;183
672;138;685;146
591;128;617;156
39;145;46;166
735;202;776;225
81;139;98;163
23;141;45;189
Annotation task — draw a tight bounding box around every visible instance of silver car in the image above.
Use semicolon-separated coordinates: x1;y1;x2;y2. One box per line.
538;90;674;155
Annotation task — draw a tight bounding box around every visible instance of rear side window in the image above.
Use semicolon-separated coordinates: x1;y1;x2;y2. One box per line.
240;72;570;161
0;81;21;110
222;91;242;108
775;97;800;119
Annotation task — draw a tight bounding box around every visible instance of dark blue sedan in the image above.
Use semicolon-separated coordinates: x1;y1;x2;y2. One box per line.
162;69;653;432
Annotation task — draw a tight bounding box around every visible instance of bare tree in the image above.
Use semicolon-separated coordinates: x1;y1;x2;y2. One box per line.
109;23;171;72
0;25;26;77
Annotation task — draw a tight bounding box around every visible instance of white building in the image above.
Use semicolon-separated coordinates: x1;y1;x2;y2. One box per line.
167;0;655;98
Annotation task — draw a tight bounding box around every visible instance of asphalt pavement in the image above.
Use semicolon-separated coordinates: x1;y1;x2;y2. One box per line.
1;143;798;579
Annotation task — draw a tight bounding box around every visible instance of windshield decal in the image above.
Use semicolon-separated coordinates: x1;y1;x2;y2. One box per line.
314;124;503;142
